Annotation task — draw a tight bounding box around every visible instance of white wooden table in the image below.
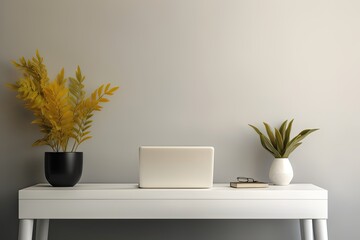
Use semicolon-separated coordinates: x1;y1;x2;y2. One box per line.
18;183;328;240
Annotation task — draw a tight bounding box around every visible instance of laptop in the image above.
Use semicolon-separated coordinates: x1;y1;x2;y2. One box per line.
139;146;214;188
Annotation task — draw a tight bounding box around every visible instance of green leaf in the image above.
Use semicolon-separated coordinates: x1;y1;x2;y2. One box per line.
83;125;91;131
275;128;284;154
260;135;276;157
279;120;288;138
69;77;77;85
249;124;264;136
69;88;78;97
288;129;319;147
284;119;294;146
69;95;77;105
283;142;302;158
85;120;93;126
298;128;319;140
260;135;281;158
263;122;276;149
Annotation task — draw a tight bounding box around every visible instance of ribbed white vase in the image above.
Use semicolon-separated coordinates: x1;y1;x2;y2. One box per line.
269;158;293;186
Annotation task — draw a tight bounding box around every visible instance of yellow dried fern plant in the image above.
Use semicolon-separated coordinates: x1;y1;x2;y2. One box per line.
7;51;119;152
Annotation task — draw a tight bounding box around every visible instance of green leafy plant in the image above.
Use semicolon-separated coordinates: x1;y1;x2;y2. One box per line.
6;51;119;152
249;120;318;158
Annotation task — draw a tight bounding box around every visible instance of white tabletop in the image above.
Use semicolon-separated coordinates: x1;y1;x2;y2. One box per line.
17;184;329;240
19;183;327;200
19;183;328;219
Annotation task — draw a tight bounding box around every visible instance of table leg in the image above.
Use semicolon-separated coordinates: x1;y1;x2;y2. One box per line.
313;219;328;240
300;219;314;240
18;219;34;240
36;219;49;240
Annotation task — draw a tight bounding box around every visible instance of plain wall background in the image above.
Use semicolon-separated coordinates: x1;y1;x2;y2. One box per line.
1;0;359;239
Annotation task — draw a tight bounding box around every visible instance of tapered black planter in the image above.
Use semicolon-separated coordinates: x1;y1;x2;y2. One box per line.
45;152;83;187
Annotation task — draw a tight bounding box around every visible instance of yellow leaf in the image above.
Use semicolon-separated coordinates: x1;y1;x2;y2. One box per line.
6;83;18;90
108;86;119;93
76;66;82;80
36;49;40;59
104;83;111;92
56;68;65;85
91;91;97;101
99;98;109;102
31;119;43;125
82;131;90;136
32;139;47;146
80;136;92;144
7;50;119;152
97;85;104;97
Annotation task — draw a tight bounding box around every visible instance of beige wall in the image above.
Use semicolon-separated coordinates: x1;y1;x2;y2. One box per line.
1;0;360;239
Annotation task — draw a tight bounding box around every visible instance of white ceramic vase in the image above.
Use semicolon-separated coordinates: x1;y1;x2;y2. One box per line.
269;158;293;186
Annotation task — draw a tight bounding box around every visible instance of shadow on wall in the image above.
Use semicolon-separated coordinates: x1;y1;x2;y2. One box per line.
0;61;44;239
48;219;301;240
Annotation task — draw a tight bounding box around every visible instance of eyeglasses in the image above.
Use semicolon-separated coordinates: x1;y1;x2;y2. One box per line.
237;177;256;183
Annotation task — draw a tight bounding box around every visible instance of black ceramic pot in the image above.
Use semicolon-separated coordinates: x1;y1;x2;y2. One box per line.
45;152;83;187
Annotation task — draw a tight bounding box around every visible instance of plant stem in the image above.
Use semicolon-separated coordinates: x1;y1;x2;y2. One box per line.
71;139;77;152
